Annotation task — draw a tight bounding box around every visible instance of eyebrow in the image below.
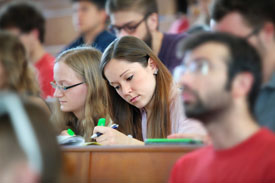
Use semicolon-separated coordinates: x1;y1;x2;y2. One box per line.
109;69;130;85
119;69;130;77
112;20;137;28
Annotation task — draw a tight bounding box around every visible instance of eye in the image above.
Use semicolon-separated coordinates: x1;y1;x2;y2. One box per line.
125;26;136;33
126;75;133;81
114;85;120;90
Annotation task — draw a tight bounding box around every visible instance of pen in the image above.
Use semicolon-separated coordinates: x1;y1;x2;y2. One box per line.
91;124;119;139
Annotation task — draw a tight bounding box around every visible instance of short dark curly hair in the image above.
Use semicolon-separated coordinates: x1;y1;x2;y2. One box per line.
0;2;45;43
71;0;107;10
212;0;275;29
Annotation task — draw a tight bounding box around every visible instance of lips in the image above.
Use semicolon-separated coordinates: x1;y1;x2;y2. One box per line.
130;95;139;103
59;101;67;104
182;91;194;103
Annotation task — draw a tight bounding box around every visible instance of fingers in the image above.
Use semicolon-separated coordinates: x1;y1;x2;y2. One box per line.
60;130;69;136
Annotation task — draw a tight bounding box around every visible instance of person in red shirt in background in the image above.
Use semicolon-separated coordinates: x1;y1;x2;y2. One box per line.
170;32;275;183
0;1;54;99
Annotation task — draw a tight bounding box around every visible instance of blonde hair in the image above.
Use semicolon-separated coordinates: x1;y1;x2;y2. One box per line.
0;30;40;96
52;47;109;141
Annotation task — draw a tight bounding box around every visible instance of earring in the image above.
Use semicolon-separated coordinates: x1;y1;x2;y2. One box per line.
154;69;158;75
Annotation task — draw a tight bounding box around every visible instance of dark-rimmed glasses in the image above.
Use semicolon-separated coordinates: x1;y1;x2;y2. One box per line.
245;25;262;39
109;13;151;34
50;82;85;92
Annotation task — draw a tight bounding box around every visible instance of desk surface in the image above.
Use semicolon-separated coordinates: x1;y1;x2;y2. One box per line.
61;145;202;183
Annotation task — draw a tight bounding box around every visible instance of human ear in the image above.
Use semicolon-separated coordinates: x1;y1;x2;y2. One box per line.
232;72;254;98
146;13;158;31
148;57;158;73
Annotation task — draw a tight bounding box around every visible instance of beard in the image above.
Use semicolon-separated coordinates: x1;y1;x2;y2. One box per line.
183;85;231;124
143;23;153;49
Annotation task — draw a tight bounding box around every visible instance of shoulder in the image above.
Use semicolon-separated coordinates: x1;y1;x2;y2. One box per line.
35;53;55;69
25;96;51;116
63;36;84;51
162;33;187;45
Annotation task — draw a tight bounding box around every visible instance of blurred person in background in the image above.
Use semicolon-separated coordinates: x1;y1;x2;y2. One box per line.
63;0;116;53
0;1;54;99
0;30;50;114
211;0;275;131
170;32;275;183
106;0;186;73
0;95;61;183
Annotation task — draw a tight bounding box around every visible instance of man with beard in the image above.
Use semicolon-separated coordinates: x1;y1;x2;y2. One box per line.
211;0;275;132
105;0;186;73
169;32;275;183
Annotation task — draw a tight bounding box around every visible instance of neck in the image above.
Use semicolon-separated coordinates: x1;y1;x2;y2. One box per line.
73;109;85;121
204;102;260;150
29;42;46;64
83;24;105;45
151;31;163;56
262;55;275;84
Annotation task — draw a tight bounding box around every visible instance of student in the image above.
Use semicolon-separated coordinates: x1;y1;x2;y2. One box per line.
170;32;275;182
105;0;186;73
0;94;60;183
63;0;116;53
0;31;49;114
93;36;206;145
0;1;54;99
51;47;109;142
211;0;275;132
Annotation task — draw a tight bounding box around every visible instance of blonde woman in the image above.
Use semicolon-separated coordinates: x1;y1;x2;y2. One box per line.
0;31;49;113
51;47;109;142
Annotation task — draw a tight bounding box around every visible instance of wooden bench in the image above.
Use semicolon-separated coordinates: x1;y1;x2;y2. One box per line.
60;145;201;183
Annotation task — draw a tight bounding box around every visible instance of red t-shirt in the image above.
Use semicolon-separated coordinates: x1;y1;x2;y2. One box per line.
170;128;275;183
34;53;55;99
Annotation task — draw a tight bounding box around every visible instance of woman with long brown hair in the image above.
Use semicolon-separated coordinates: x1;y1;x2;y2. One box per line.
94;36;206;145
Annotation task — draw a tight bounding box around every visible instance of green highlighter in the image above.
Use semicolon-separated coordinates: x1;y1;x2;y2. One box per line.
97;118;106;126
90;118;106;139
67;128;75;136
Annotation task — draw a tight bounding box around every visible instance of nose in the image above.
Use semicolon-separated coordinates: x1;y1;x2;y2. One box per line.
53;88;64;98
117;29;129;37
179;72;193;90
120;83;132;97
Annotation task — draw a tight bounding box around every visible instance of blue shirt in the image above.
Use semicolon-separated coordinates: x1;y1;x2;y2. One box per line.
254;72;275;131
62;30;116;53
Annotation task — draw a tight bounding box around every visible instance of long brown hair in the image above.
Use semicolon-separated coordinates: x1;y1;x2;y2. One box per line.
100;36;173;140
0;30;40;96
51;47;109;141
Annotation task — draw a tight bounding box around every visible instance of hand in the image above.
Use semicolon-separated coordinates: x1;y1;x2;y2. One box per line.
93;126;144;145
167;133;211;145
60;130;70;136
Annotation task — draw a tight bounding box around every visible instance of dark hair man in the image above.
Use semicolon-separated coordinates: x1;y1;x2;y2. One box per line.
105;0;186;73
170;32;275;182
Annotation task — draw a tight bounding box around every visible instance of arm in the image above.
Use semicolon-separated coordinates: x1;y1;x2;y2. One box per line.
93;126;144;145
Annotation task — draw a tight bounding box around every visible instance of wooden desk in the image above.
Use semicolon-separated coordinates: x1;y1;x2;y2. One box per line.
61;145;201;183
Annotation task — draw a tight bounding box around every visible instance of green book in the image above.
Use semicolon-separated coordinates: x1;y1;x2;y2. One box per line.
145;138;203;145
